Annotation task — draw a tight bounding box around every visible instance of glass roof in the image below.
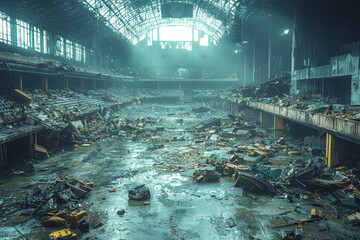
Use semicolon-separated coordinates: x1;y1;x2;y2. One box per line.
79;0;239;44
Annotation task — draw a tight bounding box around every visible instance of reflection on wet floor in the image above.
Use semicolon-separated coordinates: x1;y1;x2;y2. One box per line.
0;101;358;240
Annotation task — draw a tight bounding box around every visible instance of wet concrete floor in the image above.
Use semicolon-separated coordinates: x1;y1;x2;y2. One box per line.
0;99;354;240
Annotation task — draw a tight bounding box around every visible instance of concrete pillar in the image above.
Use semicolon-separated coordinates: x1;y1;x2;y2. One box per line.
10;17;17;45
259;111;274;129
291;7;297;73
55;131;60;147
274;116;283;136
268;35;271;79
64;77;69;89
326;133;335;168
42;75;48;92
80;79;84;89
179;82;182;90
34;133;38;159
290;5;298;94
243;47;247;85
40;30;44;53
202;69;205;79
252;42;256;83
92;80;96;90
157;81;160;90
14;72;23;90
29;134;34;158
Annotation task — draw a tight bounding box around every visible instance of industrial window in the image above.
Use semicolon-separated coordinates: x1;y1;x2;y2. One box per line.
159;41;192;51
0;12;11;44
176;42;192;51
55;36;64;57
147;27;207;49
199;33;209;46
66;39;73;59
159;26;192;42
17;20;31;49
74;43;83;62
83;46;86;63
43;30;50;54
33;26;41;52
194;29;199;42
147;31;152;46
152;28;158;41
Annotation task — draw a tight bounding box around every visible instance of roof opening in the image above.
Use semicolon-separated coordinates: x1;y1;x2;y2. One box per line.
159;26;193;42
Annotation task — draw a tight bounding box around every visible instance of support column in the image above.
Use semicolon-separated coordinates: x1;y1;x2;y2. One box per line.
40;30;44;53
92;80;96;90
202;69;205;79
179;82;182;90
55;131;60;147
80;79;84;89
274;116;283;136
268;35;271;79
252;42;256;83
326;133;335;168
64;77;69;89
157;82;160;90
259;111;263;128
291;6;297;73
34;133;38;159
156;69;159;79
243;47;247;85
42;75;48;92
29;134;34;158
14;72;23;90
291;5;298;94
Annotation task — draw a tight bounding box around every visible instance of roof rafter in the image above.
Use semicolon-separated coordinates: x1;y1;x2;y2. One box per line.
79;0;240;44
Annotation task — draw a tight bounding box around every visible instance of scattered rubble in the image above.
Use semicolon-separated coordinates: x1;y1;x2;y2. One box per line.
0;176;92;238
128;185;151;201
1;86;360;239
236;76;291;98
192;169;220;183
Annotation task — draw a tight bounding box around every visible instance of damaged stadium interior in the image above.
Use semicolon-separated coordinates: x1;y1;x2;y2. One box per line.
1;0;360;239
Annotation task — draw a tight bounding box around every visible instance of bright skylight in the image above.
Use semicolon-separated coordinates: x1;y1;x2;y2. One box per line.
159;26;193;42
80;0;240;45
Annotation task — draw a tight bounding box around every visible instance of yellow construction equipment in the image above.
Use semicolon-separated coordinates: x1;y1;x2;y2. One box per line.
49;229;77;240
311;208;323;218
67;210;87;229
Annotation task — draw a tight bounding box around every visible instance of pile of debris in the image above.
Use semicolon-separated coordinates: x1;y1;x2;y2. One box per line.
237;76;291;98
0;88;42;146
230;80;360;122
128;185;151;201
183;106;360;233
192;169;220;183
0;176;93;220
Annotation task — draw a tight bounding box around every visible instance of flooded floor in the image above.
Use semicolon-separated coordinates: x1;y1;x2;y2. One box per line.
0;99;356;240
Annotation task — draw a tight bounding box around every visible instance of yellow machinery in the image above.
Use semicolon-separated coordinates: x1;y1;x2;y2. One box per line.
49;229;77;240
311;208;323;218
67;210;88;230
